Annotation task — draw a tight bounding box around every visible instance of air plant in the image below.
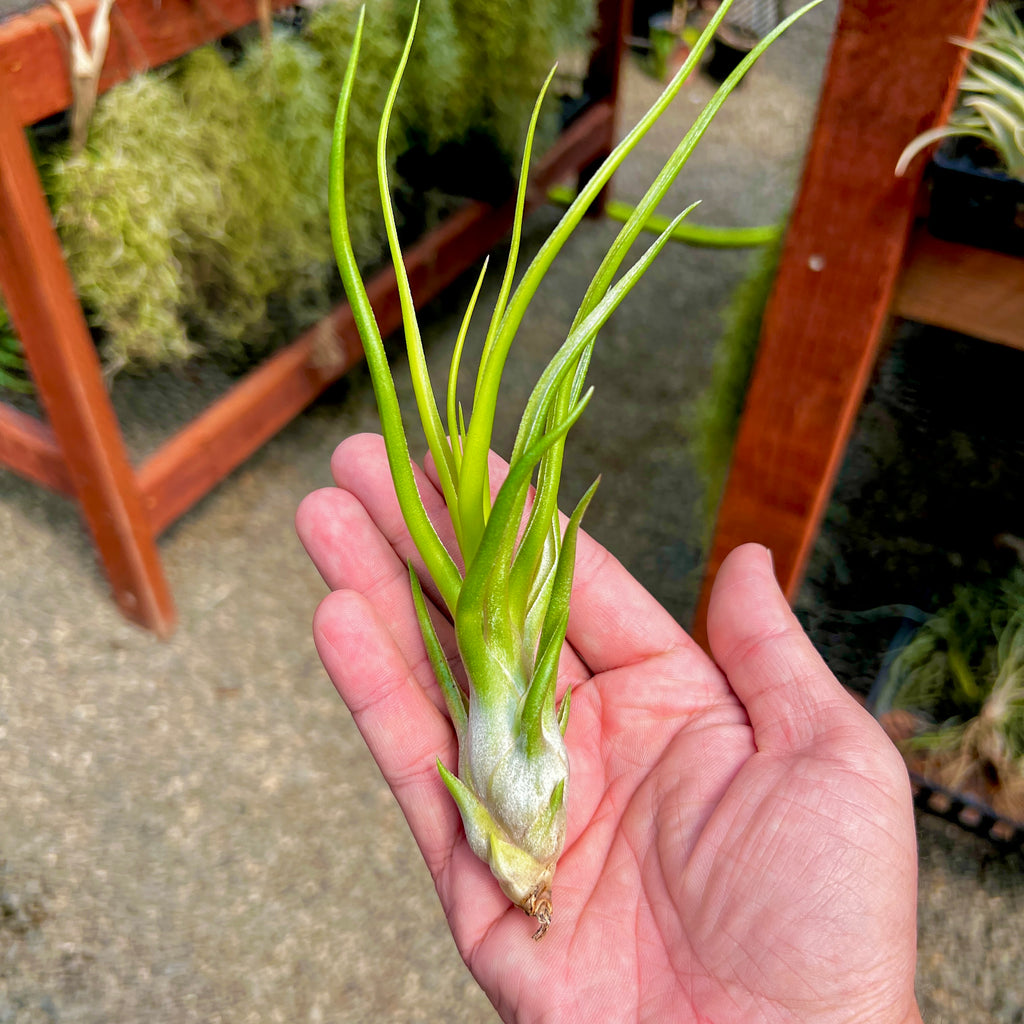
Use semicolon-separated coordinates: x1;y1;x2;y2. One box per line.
876;568;1024;819
896;2;1024;181
329;0;816;938
49;0;115;153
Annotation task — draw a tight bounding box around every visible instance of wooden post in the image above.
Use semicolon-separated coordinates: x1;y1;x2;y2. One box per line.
581;0;635;213
693;0;988;650
0;88;176;635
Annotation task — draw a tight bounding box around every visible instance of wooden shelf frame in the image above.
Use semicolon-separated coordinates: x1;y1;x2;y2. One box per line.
0;0;633;635
693;0;1007;649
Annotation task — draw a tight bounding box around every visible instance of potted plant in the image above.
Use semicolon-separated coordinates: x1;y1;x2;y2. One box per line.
871;565;1024;828
646;2;691;81
897;2;1024;256
705;0;783;83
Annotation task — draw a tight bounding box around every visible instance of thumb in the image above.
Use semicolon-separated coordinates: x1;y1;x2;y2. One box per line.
706;543;869;754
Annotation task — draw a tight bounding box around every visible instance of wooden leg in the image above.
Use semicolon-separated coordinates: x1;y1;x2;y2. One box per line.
0;92;176;636
692;0;988;650
581;0;634;215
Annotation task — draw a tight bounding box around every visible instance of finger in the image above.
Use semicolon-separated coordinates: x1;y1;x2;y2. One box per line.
706;543;870;753
296;486;460;706
330;433;463;612
313;588;462;876
567;526;703;676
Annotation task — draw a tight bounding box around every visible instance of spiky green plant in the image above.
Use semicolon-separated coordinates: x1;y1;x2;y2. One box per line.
896;2;1024;181
329;0;816;937
875;568;1024;815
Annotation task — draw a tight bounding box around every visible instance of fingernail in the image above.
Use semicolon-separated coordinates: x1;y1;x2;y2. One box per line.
765;547;776;576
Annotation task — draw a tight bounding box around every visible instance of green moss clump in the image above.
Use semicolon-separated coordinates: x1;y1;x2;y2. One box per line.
30;0;598;384
237;32;338;332
547;0;599;53
391;0;468;152
446;0;563;165
238;33;334;256
173;45;329;364
48;74;207;372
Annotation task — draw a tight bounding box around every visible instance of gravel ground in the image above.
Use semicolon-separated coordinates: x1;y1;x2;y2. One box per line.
2;2;1022;1021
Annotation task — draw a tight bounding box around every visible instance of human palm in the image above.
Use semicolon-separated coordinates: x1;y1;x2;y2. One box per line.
297;434;922;1024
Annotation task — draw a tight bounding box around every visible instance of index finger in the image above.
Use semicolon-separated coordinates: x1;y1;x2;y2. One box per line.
566;526;706;676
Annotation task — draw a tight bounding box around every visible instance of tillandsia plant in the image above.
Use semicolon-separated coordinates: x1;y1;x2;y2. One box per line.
875;568;1024;818
896;1;1024;180
329;0;817;939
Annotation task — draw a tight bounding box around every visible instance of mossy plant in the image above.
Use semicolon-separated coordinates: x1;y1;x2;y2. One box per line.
47;39;335;373
238;32;335;259
391;0;469;153
446;0;572;165
48;74;206;373
236;32;340;332
20;0;600;388
173;45;329;364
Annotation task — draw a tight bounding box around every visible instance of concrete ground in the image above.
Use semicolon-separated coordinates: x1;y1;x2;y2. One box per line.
2;2;1022;1021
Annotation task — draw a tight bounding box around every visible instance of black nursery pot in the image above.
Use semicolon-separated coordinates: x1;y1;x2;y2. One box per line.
704;27;758;84
927;140;1024;257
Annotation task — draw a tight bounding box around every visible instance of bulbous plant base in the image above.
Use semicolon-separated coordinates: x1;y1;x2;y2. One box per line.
517;884;553;941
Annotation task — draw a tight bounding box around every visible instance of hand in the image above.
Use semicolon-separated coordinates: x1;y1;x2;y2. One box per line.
296;434;922;1024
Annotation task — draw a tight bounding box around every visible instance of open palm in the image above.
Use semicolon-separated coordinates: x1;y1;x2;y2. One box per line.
297;434;922;1024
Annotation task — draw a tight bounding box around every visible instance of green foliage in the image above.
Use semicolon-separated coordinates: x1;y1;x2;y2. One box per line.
880;567;1024;760
46;35;339;373
238;31;334;256
689;231;783;532
25;0;599;385
897;2;1024;180
0;302;33;394
48;74;204;372
174;45;329;364
391;0;469;152
446;0;582;164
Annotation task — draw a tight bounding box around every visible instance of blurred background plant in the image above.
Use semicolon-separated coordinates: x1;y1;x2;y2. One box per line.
874;564;1024;820
896;1;1024;181
688;232;782;534
10;0;598;390
0;303;32;394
